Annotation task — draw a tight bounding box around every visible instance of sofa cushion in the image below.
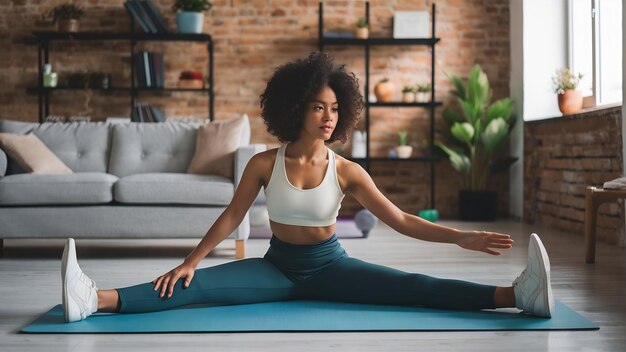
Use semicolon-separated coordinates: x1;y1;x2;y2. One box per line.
0;120;111;175
108;123;197;177
114;173;234;205
0;133;73;174
0;172;118;205
187;116;245;180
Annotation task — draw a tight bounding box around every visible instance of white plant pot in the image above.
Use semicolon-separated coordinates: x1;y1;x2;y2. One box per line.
395;145;413;159
402;92;414;103
176;12;204;34
415;92;430;103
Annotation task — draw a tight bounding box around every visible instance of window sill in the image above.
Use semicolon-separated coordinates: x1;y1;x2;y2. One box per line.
525;103;622;125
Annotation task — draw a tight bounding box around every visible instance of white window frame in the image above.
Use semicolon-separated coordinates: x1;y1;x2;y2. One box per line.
568;0;622;108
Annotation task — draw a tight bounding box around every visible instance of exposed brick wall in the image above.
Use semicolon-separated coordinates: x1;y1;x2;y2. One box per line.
0;0;511;218
524;106;624;245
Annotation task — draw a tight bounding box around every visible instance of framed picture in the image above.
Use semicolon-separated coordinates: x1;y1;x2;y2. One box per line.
393;11;430;39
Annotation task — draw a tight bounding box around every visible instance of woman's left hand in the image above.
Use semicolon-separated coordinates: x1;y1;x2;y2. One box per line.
455;231;513;255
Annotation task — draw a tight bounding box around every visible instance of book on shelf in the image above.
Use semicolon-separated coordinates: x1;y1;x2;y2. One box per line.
124;0;168;34
132;103;166;122
140;0;168;33
134;51;164;88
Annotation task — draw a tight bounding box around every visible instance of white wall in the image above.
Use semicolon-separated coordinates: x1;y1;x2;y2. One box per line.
523;0;568;121
619;0;626;247
509;0;524;218
509;0;569;217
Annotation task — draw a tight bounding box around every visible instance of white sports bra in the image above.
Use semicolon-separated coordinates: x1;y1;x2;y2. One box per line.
264;144;345;227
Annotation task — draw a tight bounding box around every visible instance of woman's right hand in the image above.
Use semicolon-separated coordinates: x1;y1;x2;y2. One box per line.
152;262;196;298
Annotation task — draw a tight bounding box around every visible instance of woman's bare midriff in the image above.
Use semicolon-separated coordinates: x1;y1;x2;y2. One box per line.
270;220;336;244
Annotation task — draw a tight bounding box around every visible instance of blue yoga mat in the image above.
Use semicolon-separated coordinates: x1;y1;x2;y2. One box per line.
21;300;598;333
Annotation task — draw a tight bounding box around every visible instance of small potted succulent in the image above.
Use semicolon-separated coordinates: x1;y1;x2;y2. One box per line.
402;85;414;103
415;83;431;103
47;2;84;33
552;68;584;115
172;0;213;34
355;16;369;39
374;78;394;102
395;131;413;158
177;70;205;89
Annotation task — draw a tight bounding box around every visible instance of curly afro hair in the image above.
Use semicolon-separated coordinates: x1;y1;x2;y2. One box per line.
260;52;363;144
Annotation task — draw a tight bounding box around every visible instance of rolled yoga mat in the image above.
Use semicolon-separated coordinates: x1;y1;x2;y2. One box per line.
22;300;597;333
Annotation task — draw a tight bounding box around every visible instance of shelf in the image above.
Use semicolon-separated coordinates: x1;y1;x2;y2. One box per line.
367;101;443;108
318;1;440;210
32;31;212;42
320;37;440;46
27;86;211;94
348;156;440;163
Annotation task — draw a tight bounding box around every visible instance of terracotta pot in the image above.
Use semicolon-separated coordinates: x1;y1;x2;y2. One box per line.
557;90;583;115
402;92;414;103
58;19;79;32
374;81;395;102
395;145;413;158
355;27;369;39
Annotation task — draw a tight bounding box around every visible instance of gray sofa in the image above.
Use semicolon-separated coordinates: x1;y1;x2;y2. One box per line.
0;119;265;258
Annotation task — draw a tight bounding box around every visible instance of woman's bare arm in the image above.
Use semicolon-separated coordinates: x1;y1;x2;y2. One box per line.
153;152;270;297
340;160;512;254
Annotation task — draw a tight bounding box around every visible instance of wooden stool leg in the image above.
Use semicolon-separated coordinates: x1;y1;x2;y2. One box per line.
235;240;245;259
585;187;598;263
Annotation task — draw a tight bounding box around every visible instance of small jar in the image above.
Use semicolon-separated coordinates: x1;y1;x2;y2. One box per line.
43;64;58;88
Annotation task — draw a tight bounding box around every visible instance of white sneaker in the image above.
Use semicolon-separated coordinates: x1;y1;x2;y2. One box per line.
62;238;98;323
513;233;555;318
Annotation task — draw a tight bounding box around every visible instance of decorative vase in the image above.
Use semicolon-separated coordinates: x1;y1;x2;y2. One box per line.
176;12;204;34
58;19;79;32
374;81;395;102
557;89;583;115
402;92;414;103
351;130;367;158
459;190;498;221
395;145;413;158
355;27;369;39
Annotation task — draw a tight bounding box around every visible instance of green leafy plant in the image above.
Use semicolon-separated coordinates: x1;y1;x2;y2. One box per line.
402;85;414;93
356;17;368;28
436;64;517;191
172;0;213;13
552;68;583;94
397;131;408;146
416;83;431;93
47;2;84;23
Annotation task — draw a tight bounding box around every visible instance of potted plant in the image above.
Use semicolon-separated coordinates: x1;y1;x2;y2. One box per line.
402;85;414;103
47;2;84;33
415;83;431;103
374;78;394;102
436;65;517;221
355;16;369;39
395;131;413;158
172;0;213;34
552;68;584;115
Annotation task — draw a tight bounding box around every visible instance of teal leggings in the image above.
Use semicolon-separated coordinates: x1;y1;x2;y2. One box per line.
117;234;497;313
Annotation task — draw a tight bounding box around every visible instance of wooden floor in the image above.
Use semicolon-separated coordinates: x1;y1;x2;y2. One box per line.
1;219;625;352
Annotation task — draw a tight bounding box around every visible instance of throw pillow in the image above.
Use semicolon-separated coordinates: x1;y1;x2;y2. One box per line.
0;132;73;174
187;116;246;179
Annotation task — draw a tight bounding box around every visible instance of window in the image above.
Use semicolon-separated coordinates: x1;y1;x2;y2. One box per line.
569;0;622;106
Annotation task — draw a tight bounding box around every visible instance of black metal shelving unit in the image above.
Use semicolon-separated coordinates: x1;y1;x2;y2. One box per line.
30;19;214;122
318;1;440;210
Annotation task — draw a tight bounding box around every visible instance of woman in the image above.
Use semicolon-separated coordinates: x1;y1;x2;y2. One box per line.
62;52;554;323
